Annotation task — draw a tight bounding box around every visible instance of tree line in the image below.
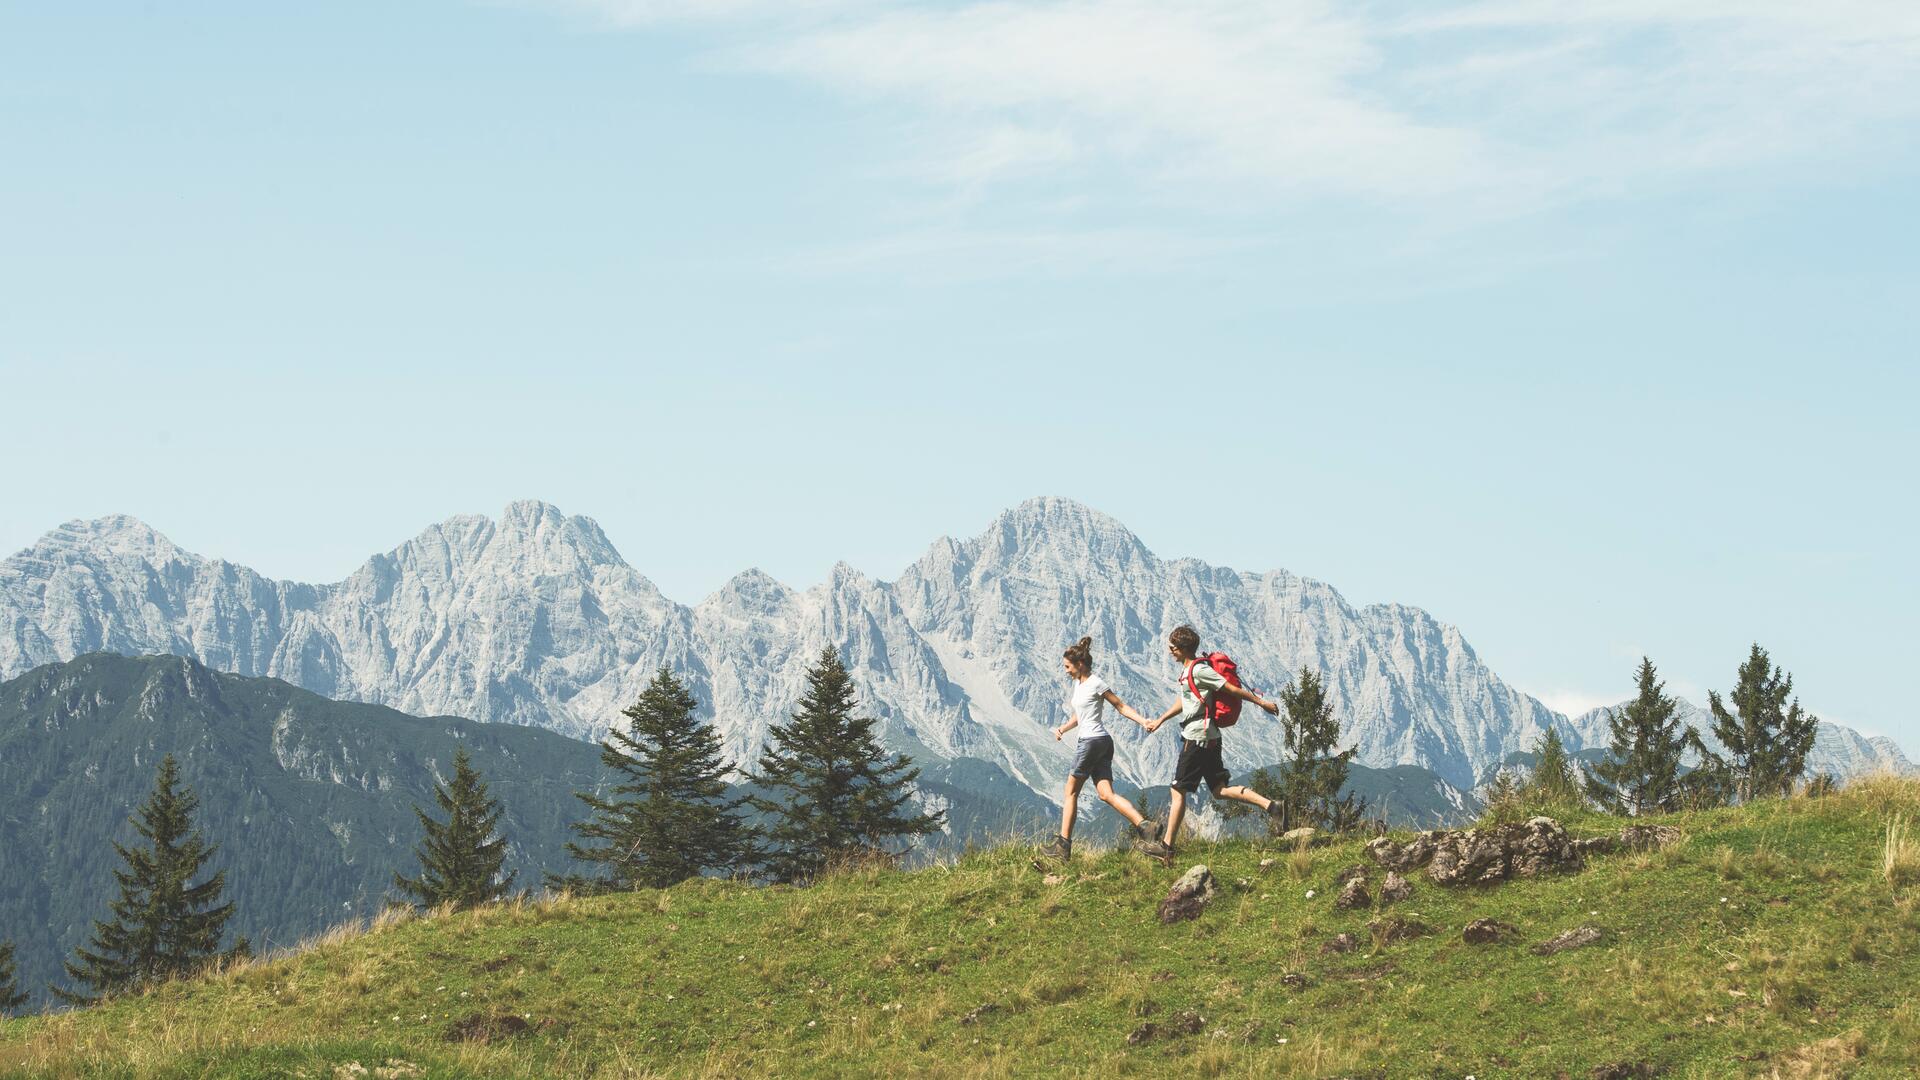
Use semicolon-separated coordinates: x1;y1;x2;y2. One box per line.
1486;643;1821;818
8;646;938;1011
0;640;1825;1013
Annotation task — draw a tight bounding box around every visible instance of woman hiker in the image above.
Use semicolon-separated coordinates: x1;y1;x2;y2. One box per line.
1145;623;1288;856
1034;637;1173;867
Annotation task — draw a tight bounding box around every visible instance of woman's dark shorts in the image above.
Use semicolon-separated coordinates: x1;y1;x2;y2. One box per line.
1070;735;1115;784
1170;738;1230;795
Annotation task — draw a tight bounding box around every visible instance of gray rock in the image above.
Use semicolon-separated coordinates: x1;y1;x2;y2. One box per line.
1157;865;1218;924
1533;926;1606;955
1334;876;1372;910
1367;831;1442;872
1320;932;1359;955
1617;824;1683;851
1427;817;1584;886
1367;916;1432;943
1462;918;1517;944
1379;871;1412;904
1279;827;1319;847
959;1003;1001;1025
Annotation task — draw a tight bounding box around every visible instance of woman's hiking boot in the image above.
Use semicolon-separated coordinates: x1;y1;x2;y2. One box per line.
1031;835;1071;871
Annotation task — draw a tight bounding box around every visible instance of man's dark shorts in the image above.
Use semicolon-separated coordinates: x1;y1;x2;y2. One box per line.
1070;735;1115;784
1170;738;1230;795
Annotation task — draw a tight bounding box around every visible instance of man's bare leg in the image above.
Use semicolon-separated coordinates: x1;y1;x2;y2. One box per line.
1161;787;1188;849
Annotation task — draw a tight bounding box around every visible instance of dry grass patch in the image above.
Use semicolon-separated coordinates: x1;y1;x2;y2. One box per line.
1884;814;1919;889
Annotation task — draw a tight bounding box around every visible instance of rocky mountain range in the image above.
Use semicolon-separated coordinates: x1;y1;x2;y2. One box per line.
3;498;1909;802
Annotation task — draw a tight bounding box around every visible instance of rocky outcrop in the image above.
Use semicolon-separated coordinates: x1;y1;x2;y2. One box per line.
1367;817;1585;886
1335;877;1371;910
1157;866;1218;924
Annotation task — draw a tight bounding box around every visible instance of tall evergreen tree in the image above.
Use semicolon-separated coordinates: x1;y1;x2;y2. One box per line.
750;647;944;883
0;940;27;1015
553;669;756;892
56;754;238;1005
1276;668;1357;830
1585;657;1691;815
1526;727;1582;805
393;747;514;910
1700;643;1819;800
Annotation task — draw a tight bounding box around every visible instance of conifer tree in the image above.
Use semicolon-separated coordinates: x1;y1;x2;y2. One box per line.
1482;767;1524;824
750;647;944;883
552;669;756;892
56;754;238;1005
0;940;26;1015
1525;727;1582;805
393;747;514;910
1276;668;1357;830
1700;643;1819;800
1585;657;1691;815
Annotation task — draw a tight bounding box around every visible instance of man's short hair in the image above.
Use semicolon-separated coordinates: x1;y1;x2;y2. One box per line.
1169;624;1200;655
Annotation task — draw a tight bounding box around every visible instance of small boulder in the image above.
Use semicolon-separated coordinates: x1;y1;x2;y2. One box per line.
1280;972;1309;989
1280;827;1319;847
1321;932;1359;955
1157;865;1218;924
1334;876;1372;910
1533;925;1606;956
1618;824;1683;851
1378;871;1412;904
1169;1011;1206;1036
1366;916;1432;944
1333;864;1371;887
1462;918;1518;944
1125;1022;1159;1046
959;1003;1001;1025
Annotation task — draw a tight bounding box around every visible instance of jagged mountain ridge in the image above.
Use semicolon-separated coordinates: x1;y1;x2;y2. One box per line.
3;498;1906;797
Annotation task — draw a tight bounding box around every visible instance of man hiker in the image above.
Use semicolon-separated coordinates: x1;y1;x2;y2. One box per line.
1034;636;1174;868
1145;624;1287;856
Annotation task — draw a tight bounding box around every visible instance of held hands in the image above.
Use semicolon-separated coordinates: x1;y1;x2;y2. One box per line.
1261;699;1280;716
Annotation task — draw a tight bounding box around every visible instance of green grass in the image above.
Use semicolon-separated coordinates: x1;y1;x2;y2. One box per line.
5;777;1920;1079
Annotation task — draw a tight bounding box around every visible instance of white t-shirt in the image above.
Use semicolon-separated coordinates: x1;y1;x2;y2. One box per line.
1070;674;1113;739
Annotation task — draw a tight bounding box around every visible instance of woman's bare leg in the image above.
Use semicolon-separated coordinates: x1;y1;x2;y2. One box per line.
1094;779;1147;828
1059;774;1087;842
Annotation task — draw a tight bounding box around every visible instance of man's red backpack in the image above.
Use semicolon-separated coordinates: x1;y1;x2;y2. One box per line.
1185;652;1244;727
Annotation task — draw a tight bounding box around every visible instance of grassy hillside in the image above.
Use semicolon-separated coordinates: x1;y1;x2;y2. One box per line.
5;778;1918;1078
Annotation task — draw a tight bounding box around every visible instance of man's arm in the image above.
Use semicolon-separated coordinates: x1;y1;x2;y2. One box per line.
1221;683;1280;715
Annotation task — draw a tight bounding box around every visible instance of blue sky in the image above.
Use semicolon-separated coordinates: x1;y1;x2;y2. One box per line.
2;1;1915;746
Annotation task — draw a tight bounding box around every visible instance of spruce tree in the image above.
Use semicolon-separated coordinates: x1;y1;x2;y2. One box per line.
1276;668;1356;830
393;747;514;911
553;668;755;892
1585;657;1691;816
1526;727;1582;805
0;940;26;1015
56;754;238;1005
1701;643;1818;800
750;647;944;883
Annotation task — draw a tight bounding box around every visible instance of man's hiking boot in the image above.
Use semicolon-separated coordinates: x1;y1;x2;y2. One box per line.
1032;835;1071;871
1266;800;1291;833
1132;821;1175;867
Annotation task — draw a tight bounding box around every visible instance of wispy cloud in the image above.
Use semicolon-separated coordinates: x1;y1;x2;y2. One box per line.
517;0;1920;268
